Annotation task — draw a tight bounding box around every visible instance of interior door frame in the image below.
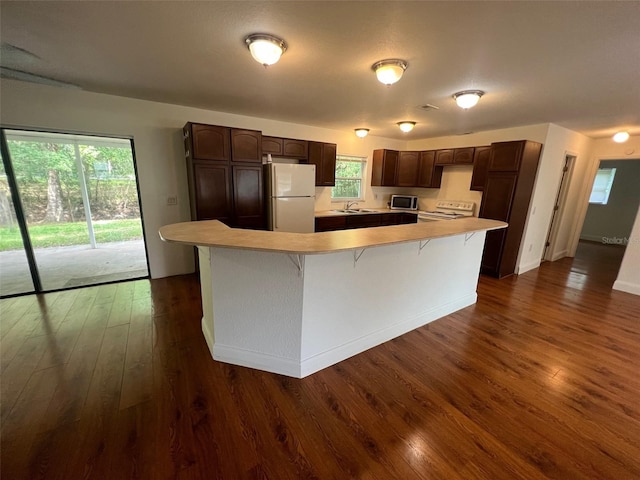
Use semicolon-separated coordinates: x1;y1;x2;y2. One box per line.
543;153;576;261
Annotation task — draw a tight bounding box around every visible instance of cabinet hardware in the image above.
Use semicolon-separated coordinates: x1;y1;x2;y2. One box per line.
465;232;476;245
287;254;304;277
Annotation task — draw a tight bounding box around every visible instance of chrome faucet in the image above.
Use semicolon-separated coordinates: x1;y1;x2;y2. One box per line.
344;201;359;210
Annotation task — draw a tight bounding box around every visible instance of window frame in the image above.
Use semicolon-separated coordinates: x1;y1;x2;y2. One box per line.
331;154;366;202
588;167;617;205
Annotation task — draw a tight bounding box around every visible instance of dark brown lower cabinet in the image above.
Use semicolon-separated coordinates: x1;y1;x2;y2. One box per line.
190;162;231;223
232;164;265;229
315;216;347;232
315;212;417;232
346;214;382;229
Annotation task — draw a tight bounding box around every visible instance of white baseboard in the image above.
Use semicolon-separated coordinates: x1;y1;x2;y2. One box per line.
580;234;603;243
516;260;540;275
550;249;568;261
201;316;214;357
208;293;477;379
213;343;302;377
613;280;640;296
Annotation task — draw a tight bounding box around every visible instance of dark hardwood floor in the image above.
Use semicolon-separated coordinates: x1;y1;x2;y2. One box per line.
1;243;639;479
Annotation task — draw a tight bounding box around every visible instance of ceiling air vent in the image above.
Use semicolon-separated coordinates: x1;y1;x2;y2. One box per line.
417;104;440;111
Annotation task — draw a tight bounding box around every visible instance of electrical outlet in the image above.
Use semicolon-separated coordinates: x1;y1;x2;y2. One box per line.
167;195;178;206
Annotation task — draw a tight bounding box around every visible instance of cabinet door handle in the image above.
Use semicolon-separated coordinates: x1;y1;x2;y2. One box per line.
273;203;277;230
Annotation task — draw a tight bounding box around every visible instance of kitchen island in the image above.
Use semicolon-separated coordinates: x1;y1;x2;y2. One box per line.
159;218;506;378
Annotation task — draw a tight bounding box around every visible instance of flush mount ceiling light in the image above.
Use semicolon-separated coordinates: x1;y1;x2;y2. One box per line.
453;90;485;109
613;131;630;143
371;59;408;85
397;121;416;133
244;33;287;66
354;128;369;138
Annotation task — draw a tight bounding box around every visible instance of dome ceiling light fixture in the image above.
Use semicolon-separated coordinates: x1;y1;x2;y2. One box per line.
244;33;287;66
372;59;408;85
453;90;485;109
397;121;416;133
354;128;369;138
613;131;630;143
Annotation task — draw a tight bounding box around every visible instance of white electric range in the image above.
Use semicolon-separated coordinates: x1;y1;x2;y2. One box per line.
417;200;476;222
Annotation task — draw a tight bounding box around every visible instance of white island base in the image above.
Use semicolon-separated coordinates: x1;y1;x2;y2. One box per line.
198;231;487;378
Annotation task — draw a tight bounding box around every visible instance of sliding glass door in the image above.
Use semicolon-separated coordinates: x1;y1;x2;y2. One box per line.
0;128;149;296
0;152;36;296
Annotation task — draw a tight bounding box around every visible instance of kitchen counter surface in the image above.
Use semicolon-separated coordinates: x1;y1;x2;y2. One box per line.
159;217;507;254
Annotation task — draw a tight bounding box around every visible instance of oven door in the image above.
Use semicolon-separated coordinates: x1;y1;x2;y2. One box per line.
417;214;442;223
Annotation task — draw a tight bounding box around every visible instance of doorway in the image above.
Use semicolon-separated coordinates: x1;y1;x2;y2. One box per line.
0;128;149;297
575;158;640;287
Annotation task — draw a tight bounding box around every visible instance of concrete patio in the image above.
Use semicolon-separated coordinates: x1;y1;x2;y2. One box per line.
0;239;148;296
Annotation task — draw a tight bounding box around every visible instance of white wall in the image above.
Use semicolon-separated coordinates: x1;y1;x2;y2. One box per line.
0;79;404;278
580;160;640;242
614;207;640;295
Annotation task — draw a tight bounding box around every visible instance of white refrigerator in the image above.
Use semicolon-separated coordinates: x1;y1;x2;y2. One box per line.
265;163;316;233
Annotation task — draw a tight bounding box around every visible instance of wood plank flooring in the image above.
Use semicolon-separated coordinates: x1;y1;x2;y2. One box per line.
1;243;639;479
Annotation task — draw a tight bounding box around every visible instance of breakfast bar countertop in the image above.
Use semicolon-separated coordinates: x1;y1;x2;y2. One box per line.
159;217;507;255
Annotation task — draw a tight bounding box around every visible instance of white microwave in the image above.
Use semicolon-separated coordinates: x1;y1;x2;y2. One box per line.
390;195;419;210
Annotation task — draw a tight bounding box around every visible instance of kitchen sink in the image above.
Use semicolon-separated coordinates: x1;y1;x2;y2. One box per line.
331;208;379;214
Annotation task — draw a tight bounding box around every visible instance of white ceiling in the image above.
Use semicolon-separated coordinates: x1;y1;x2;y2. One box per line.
1;1;639;141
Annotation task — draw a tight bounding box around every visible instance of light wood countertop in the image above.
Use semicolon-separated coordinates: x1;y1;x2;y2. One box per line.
159;218;507;255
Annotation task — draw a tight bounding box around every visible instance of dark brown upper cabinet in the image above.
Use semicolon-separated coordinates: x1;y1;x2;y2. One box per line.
262;137;309;159
308;141;337;186
283;139;308;159
262;136;283;156
470;146;492;191
372;149;441;188
435;147;476;166
453;147;475;164
417;151;443;188
434;149;454;165
230;129;262;163
396;151;420;187
488;141;526;171
187;123;230;162
371;149;399;186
